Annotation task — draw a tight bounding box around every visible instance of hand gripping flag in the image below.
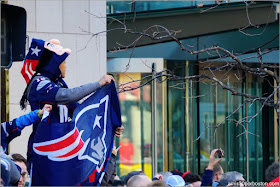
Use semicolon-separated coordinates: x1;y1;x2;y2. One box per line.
31;82;122;186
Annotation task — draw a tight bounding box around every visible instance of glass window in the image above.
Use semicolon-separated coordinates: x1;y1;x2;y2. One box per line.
115;72;154;179
107;0;245;14
110;59;276;182
167;61;186;172
197;62;269;181
164;60;275;181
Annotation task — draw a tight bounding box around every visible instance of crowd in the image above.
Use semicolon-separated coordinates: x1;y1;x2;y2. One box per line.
2;144;279;186
99;149;279;187
1;38;279;186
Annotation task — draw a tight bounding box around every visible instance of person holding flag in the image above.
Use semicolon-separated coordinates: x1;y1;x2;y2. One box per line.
20;38;124;186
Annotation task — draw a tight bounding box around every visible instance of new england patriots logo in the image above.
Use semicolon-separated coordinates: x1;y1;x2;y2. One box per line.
31;82;121;186
33;95;109;172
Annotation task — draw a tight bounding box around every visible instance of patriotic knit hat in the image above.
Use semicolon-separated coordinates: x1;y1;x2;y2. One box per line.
21;38;71;84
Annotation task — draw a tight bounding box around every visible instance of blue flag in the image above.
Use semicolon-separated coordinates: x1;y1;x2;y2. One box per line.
31;82;122;186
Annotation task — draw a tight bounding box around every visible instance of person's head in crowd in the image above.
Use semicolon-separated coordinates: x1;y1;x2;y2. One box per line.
170;169;183;176
219;171;245;186
11;154;27;187
127;174;152;186
182;172;201;186
1;153;21;186
151;180;168;186
165;175;185;187
265;162;279;182
153;171;172;181
213;164;224;182
124;171;144;184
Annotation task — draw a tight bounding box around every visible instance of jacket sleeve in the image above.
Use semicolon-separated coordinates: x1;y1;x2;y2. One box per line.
201;169;213;186
55;82;100;104
101;154;117;186
1;119;20;153
32;76;100;105
16;110;41;131
1;110;41;153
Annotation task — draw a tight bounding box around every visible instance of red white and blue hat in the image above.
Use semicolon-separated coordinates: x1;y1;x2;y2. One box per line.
21;38;71;84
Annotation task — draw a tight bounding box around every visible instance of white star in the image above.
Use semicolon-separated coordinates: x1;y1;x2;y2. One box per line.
31;46;41;56
93;115;102;129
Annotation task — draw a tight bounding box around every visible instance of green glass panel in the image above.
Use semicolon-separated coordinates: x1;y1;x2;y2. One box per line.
115;73;153;179
167;61;186;171
156;79;164;173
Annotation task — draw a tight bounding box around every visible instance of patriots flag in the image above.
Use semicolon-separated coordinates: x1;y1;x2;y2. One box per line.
31;82;122;186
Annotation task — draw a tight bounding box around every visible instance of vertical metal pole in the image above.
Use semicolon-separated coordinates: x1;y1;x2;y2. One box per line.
245;75;249;181
196;66;201;175
1;69;9;123
185;61;190;171
274;79;279;163
278;64;280;167
140;86;145;170
162;61;168;171
212;83;217;148
152;63;158;177
278;66;280;166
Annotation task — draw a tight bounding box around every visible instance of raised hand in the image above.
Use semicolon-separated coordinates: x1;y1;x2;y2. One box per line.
98;75;115;87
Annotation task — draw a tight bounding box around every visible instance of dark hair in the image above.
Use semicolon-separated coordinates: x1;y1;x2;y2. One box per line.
20;49;54;110
112;180;125;186
265;163;279;182
183;173;202;183
123;171;144;184
11;153;27;165
170;169;183;176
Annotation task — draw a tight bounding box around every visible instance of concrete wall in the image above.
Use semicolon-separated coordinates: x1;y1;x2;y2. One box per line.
8;0;107;157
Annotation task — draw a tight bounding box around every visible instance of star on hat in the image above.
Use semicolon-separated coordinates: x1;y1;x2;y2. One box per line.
31;46;41;56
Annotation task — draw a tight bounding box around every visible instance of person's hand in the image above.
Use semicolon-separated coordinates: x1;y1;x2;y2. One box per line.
98;75;115;87
112;145;121;156
39;104;52;116
114;125;124;137
206;149;223;170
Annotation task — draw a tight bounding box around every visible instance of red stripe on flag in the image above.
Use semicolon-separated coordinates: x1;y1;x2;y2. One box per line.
78;166;105;185
55;139;84;158
34;128;79;152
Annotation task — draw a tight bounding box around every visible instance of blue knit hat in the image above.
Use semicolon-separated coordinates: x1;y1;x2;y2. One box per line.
1;153;21;186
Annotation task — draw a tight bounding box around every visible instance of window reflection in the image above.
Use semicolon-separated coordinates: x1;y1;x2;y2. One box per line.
116;73;153;179
107;0;244;14
112;60;274;182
